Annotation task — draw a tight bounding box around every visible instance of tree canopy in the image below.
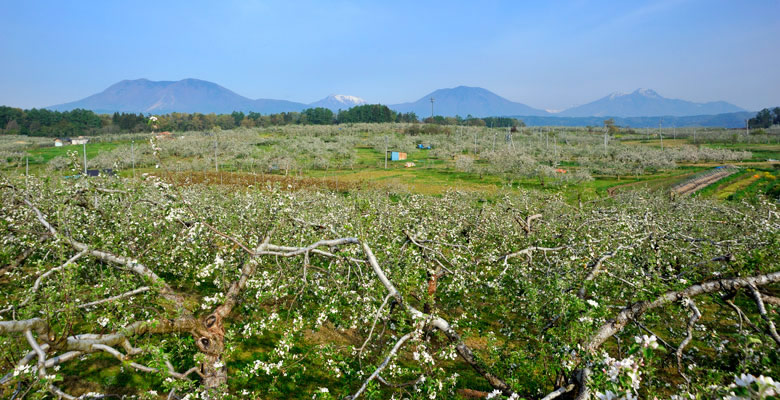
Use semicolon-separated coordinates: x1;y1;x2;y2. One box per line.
748;107;779;129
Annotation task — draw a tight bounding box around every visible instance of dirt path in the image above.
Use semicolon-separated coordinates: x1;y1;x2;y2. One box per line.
606;172;697;197
671;167;738;196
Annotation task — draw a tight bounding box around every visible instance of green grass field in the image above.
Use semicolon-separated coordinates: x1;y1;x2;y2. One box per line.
25;141;128;164
5;129;778;202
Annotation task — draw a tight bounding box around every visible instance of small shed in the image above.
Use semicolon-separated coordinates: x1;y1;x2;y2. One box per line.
54;138;64;147
390;152;407;161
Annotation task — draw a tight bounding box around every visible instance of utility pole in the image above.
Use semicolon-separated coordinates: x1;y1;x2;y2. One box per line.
473;130;477;154
659;120;663;150
746;119;749;136
131;141;135;178
83;142;87;175
509;131;515;150
546;129;549;150
384;135;388;169
26;156;29;178
693;128;696;144
214;139;218;172
603;124;608;154
430;97;435;120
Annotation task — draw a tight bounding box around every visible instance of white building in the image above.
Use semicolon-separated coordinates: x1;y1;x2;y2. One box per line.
71;136;89;145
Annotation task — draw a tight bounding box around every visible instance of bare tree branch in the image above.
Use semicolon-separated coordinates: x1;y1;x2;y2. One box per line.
540;384;575;400
0;250;88;315
376;374;425;388
759;291;780;306
361;242;516;396
358;293;393;358
347;332;413;400
587;271;780;353
75;286;150;309
499;246;566;274
676;298;701;383
578;244;630;299
513;213;542;236
22;197;180;301
748;284;780;346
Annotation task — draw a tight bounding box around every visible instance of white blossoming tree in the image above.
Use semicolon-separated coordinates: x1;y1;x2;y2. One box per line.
0;171;778;399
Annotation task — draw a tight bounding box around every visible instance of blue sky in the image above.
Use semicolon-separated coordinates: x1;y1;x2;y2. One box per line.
1;0;778;111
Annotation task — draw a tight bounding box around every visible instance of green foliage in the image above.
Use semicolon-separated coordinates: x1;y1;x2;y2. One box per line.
302;107;334;125
481;117;524;128
336;104;397;123
749;108;778;129
0;106;105;136
0;174;777;398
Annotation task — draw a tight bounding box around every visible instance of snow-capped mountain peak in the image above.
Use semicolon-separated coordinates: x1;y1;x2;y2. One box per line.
634;88;660;98
330;94;366;105
308;94;367;111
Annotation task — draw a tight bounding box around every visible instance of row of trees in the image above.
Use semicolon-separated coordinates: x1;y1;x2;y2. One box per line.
0;105;420;136
421;115;525;128
749;107;780;129
1;105;528;137
5;103;779;138
0;107;103;136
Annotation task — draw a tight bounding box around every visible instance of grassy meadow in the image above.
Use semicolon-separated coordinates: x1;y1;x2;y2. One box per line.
2;123;777;201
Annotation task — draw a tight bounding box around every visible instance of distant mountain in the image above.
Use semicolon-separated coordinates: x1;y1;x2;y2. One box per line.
308;94;367;111
509;111;754;129
48;78;306;114
558;89;745;117
46;79;749;126
390;86;549;118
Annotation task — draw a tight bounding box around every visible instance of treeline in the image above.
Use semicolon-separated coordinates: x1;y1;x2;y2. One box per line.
1;104;523;136
0;107;103;136
748;107;780;129
423;115;525;128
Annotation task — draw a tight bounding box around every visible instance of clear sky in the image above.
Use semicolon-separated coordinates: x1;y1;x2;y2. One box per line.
1;0;778;111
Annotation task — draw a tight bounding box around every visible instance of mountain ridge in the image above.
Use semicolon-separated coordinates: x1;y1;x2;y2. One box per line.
389;86;549;118
48;78;308;115
507;111;754;129
559;88;744;117
46;79;748;121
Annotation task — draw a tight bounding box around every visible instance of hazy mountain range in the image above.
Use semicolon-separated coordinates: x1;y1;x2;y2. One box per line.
558;88;744;117
391;86;549;117
507;112;755;129
46;78;748;123
48;79;307;114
